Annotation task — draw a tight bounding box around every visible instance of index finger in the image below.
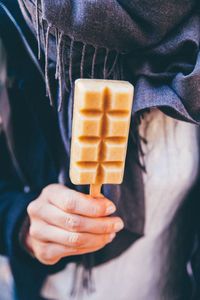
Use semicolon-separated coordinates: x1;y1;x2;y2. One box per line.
46;184;116;217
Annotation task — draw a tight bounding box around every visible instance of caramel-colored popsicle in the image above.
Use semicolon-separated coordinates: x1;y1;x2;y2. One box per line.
70;79;134;197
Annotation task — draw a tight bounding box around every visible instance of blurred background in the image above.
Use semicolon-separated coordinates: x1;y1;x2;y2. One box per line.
0;110;13;299
0;256;14;300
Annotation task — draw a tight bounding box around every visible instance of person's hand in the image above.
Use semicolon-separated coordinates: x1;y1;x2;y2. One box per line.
26;184;124;265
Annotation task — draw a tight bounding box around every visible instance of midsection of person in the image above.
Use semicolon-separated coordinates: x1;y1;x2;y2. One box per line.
41;108;199;300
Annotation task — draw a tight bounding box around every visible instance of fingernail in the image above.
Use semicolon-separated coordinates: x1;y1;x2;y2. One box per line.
114;222;124;231
109;232;116;241
106;205;116;214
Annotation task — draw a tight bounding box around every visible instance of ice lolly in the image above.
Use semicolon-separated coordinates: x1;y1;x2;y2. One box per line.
70;79;134;197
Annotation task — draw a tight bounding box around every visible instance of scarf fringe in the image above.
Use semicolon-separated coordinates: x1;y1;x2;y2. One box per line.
57;32;64;112
55;27;59;80
44;24;53;105
41;18;46;51
107;51;119;78
103;48;109;79
35;0;41;59
35;13;121;113
80;43;86;78
91;47;98;79
70;257;96;298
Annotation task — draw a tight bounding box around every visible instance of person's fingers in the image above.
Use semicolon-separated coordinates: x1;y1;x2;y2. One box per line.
42;184;116;217
31;239;112;265
32;203;124;234
29;220;116;249
31;239;77;264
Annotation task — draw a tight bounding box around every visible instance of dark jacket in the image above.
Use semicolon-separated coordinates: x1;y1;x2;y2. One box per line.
0;1;75;299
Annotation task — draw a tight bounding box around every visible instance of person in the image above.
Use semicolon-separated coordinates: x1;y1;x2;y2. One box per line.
0;0;200;299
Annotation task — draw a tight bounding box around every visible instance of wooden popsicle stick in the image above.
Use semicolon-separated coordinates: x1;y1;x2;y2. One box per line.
90;184;102;197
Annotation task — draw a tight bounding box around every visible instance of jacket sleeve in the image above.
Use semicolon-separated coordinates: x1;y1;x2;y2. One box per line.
0;130;38;257
0;37;38;258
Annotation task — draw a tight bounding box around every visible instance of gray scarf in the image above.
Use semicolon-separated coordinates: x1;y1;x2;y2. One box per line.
18;0;200;122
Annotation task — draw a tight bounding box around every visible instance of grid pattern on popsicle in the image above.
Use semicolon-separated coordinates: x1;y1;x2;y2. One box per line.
71;82;133;185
